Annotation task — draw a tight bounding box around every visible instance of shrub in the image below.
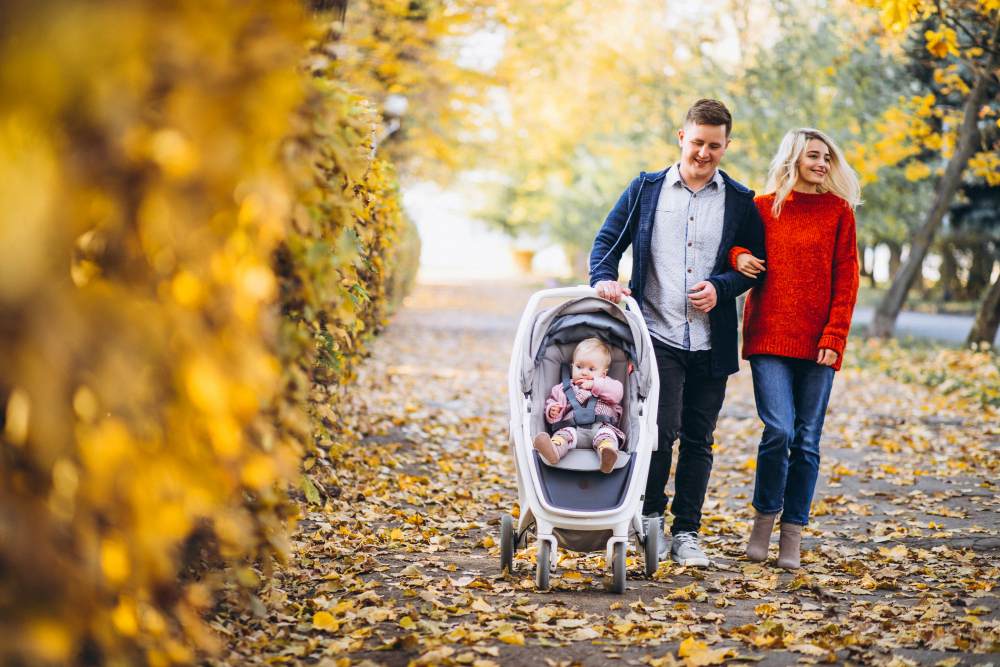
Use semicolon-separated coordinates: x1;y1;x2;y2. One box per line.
0;1;416;664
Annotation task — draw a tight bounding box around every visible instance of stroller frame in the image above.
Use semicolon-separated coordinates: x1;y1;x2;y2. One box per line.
501;286;661;593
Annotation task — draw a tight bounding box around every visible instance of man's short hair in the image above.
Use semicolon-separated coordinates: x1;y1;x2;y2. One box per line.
685;99;732;137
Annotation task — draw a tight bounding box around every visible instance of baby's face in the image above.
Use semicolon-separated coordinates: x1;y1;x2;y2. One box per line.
571;350;609;383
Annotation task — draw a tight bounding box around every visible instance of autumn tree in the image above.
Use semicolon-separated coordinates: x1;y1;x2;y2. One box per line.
474;0;920;277
859;0;1000;338
325;0;505;181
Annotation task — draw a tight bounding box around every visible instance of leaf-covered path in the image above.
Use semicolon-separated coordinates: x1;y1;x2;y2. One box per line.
212;284;1000;667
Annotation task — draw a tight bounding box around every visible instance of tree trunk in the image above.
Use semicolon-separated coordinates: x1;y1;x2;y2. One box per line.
965;239;994;300
858;242;872;286
940;240;958;301
571;248;591;281
887;242;902;283
870;15;1000;337
967;272;1000;347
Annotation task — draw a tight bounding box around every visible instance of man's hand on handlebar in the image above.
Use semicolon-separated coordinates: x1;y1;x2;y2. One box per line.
594;280;631;304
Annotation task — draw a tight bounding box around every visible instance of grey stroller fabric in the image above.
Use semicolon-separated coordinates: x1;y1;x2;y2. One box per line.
521;297;653;470
520;296;653;397
532;312;637;367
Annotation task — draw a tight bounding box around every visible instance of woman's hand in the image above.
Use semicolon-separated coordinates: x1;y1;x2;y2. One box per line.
548;404;561;419
735;253;766;278
817;348;839;366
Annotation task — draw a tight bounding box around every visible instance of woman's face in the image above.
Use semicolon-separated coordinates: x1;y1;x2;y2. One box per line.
797;138;831;189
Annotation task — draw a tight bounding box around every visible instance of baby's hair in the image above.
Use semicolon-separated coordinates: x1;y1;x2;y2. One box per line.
573;337;613;370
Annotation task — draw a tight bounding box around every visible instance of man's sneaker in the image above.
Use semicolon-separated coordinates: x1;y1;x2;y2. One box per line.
670;531;710;567
645;512;669;561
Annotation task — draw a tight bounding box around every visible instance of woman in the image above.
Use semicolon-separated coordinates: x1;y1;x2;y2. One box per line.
729;128;860;569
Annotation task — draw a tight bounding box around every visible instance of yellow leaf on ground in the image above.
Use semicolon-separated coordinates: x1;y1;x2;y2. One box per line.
678;637;736;667
934;659;961;667
312;611;335;629
471;598;495;613
399;617;415;630
641;653;678;667
498;632;525;645
788;643;828;656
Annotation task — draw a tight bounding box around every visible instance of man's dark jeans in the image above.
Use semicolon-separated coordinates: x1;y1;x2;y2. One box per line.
643;339;729;534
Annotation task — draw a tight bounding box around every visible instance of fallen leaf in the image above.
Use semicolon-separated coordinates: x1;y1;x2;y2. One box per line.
312;611;336;629
498;632;525;645
471;598;495;613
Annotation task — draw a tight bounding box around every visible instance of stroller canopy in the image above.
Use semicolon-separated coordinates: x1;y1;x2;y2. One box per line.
520;296;653;399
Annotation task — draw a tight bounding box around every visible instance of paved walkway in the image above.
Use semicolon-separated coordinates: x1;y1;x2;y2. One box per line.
211;283;1000;667
853;307;999;345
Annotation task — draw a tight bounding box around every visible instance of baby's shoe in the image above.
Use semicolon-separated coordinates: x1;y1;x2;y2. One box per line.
598;442;617;473
533;433;561;465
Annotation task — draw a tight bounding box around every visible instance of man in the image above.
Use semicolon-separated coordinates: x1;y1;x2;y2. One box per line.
590;99;766;566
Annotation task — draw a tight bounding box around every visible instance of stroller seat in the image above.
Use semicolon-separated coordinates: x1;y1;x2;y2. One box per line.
530;310;638;473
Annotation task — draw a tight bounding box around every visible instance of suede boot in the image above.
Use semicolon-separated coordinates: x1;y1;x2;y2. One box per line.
745;512;778;562
776;523;804;569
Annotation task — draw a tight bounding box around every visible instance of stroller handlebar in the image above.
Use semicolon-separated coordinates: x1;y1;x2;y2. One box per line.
523;285;639;312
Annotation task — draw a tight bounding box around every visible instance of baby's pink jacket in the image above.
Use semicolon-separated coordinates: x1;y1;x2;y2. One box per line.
544;376;624;424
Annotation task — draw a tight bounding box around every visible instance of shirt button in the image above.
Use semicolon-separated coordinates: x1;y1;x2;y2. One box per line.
689;217;694;221
688;242;692;247
687;269;692;273
689;318;693;322
693;194;697;198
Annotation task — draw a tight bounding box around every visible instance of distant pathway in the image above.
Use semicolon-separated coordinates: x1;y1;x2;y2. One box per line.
852;306;1000;345
211;283;1000;667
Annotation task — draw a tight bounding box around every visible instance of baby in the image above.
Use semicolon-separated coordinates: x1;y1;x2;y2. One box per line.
532;338;626;474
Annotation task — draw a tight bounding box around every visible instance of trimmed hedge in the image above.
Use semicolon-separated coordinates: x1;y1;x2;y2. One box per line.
0;1;417;664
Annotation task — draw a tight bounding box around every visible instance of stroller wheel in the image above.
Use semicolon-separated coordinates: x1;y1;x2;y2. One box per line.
535;539;550;591
611;541;626;594
643;516;660;577
500;514;514;576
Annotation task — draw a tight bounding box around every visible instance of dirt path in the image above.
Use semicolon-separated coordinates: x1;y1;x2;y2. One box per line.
210;283;1000;667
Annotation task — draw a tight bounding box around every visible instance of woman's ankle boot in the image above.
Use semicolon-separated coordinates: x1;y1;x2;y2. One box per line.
745;512;777;562
777;523;804;569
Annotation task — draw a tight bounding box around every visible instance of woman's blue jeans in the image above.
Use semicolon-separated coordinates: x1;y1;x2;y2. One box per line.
749;354;835;526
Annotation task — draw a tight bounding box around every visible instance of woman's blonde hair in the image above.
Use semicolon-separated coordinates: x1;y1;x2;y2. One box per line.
765;128;862;217
573;337;612;370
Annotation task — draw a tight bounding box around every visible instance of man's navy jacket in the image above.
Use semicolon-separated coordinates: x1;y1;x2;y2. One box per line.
589;167;767;378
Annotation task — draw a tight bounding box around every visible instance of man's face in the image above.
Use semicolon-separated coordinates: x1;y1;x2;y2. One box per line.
677;122;730;182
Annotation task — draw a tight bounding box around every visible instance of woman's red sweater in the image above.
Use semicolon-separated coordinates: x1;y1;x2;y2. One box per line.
730;191;859;372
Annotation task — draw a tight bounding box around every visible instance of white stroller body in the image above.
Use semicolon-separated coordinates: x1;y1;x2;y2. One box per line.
499;287;661;593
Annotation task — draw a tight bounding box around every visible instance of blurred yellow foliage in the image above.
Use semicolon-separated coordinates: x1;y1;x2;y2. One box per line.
0;0;417;664
925;27;960;58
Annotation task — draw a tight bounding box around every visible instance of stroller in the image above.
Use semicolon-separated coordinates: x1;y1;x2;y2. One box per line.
499;286;660;594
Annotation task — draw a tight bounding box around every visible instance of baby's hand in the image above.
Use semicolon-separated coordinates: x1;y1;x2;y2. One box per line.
548;404;561;419
576;379;595;391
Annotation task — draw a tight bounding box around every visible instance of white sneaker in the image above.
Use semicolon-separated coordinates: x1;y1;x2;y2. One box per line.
645;512;669;561
670;531;709;567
